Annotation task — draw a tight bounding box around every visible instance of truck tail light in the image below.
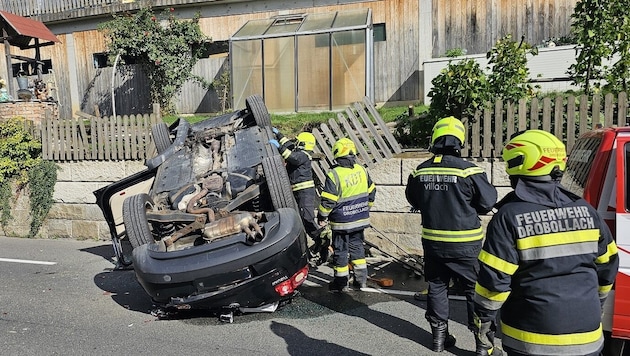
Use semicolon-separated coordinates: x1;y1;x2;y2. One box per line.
274;265;309;296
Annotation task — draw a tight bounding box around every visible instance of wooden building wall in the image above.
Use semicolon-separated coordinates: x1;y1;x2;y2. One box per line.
0;0;578;119
432;0;577;57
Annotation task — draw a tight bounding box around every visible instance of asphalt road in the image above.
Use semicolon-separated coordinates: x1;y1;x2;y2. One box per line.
0;236;502;355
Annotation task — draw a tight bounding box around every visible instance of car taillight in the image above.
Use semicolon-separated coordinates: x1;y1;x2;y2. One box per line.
274;265;309;297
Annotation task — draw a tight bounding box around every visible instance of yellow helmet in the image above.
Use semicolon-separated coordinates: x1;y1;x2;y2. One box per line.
296;132;316;151
431;116;466;145
502;130;567;177
332;138;357;159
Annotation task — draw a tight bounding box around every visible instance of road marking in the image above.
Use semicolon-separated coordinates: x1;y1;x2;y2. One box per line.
0;257;57;265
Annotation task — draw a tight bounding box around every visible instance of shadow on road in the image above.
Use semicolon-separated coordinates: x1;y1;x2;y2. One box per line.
270;320;370;356
79;244;118;264
299;265;475;356
93;268;154;314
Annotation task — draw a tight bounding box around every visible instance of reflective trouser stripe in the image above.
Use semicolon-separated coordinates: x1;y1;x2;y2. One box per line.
292;180;315;191
351;258;367;270
333;264;349;277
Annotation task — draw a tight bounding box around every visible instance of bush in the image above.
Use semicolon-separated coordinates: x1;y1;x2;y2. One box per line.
0;117;57;236
428;58;490;122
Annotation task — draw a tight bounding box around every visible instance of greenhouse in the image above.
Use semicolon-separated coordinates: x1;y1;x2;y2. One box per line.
230;8;373;112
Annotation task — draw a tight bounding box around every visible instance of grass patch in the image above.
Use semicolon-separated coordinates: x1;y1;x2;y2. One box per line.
162;102;427;138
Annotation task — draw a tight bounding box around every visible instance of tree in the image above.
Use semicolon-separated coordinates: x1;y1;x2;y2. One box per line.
569;0;630;94
99;7;208;114
427;58;490;122
487;34;539;101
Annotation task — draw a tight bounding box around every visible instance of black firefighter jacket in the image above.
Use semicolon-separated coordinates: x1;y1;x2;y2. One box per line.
277;134;314;191
474;179;619;355
405;154;497;259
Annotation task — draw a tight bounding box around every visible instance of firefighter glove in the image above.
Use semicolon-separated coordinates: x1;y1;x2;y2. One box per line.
269;139;280;148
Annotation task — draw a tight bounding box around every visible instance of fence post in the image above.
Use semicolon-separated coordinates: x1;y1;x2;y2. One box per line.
153;103;161;123
567;95;576;152
619;92;628;127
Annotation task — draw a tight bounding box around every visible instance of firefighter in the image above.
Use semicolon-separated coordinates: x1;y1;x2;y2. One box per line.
473;129;619;356
317;137;376;292
269;129;323;254
405;116;497;352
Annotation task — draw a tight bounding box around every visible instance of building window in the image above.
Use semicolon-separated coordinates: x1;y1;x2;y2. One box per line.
93;53;108;68
198;40;229;58
93;52;138;68
12;60;53;77
374;23;386;42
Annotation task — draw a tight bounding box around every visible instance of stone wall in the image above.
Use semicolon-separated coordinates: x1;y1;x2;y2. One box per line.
1;161;146;240
0;157;512;257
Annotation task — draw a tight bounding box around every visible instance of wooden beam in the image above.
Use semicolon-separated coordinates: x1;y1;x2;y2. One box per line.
9;54;43;64
3;28;13;95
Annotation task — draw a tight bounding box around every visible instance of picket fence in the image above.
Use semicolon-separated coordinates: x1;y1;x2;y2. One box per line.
38;110;161;161
462;92;628;157
33;92;630;162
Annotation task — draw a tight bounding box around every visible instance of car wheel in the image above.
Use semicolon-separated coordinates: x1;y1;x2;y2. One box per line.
123;193;156;249
262;155;298;210
151;122;172;154
245;94;271;127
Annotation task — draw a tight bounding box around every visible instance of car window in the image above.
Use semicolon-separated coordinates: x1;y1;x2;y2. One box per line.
562;136;602;197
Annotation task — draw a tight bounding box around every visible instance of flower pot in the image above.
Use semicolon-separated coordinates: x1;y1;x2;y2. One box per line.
17;77;28;90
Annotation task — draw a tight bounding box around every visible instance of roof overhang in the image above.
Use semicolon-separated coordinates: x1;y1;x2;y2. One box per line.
0;10;60;49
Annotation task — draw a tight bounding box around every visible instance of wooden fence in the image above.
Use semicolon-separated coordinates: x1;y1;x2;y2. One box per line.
33;92;630;163
310;97;403;184
38;111;160;161
461;92;629;158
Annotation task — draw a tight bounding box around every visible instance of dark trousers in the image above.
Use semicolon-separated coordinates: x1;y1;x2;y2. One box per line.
331;229;366;285
294;188;319;240
424;254;479;330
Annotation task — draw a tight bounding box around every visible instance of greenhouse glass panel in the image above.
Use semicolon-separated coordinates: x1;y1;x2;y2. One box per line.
297;34;330;111
265;17;302;36
331;9;369;28
232;40;263;110
331;30;366;110
298;12;335;32
232;19;274;38
263;36;295;112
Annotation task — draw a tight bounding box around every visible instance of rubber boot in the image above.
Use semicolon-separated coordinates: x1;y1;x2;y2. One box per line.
475;332;502;356
328;276;349;293
431;321;456;352
352;267;368;290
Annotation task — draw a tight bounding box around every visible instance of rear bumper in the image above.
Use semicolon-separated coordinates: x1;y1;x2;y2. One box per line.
132;208;308;310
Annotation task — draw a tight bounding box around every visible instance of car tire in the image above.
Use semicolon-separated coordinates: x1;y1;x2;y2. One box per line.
152;122;172;154
262;155;298;210
245;94;271;127
123;193;156;249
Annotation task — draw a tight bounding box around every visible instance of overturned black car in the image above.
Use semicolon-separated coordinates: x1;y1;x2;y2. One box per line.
94;95;309;321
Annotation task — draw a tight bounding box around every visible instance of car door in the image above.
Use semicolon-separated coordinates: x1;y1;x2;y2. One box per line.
612;132;630;339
